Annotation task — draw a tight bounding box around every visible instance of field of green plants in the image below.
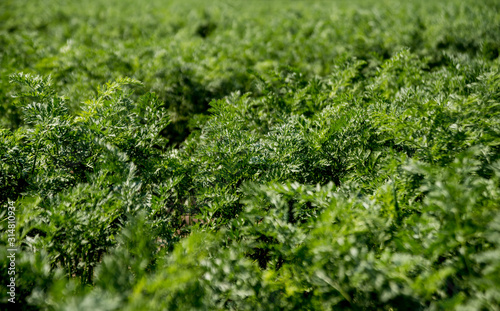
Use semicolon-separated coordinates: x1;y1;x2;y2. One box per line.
1;0;500;309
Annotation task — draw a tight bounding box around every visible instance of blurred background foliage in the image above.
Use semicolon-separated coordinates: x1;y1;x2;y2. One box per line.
2;0;499;142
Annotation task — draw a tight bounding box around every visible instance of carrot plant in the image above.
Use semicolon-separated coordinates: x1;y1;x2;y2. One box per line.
1;0;500;310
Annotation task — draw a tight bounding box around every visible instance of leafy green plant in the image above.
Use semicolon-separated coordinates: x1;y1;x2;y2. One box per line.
1;0;500;310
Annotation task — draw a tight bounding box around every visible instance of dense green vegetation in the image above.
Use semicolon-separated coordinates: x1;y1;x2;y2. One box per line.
1;0;500;309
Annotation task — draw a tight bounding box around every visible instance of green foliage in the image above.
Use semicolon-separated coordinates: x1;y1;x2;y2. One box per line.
1;0;500;310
